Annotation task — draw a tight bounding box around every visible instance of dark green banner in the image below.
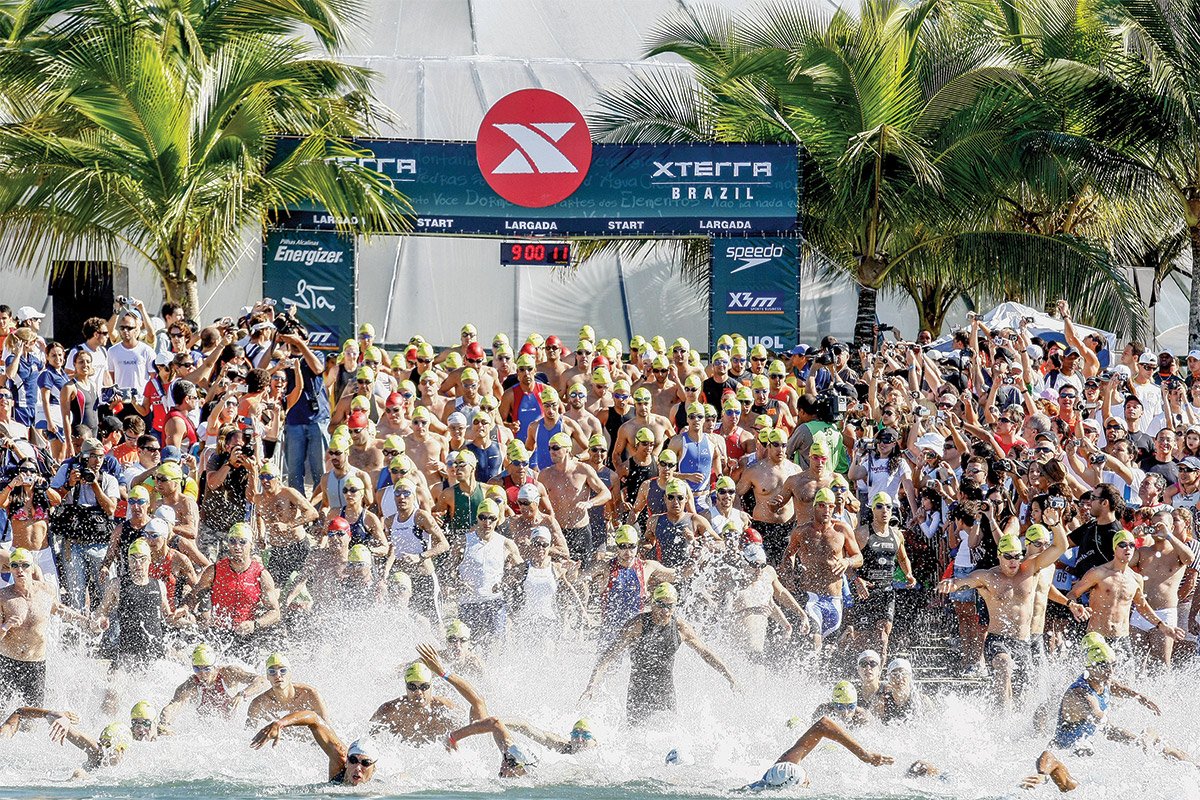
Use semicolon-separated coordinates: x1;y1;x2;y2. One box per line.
262;229;355;351
710;237;799;350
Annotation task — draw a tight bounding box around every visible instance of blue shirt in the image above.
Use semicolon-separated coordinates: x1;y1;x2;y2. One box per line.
6;353;43;426
285;354;330;426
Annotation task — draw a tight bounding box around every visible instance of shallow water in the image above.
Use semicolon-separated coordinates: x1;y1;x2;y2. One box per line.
3;606;1200;800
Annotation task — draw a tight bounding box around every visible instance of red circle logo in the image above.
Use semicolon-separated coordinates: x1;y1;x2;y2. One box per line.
476;89;592;208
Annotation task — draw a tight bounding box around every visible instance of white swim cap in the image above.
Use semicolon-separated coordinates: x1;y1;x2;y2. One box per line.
750;761;805;790
665;746;695;766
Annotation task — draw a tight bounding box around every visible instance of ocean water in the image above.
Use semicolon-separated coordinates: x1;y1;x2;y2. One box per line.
3;605;1200;800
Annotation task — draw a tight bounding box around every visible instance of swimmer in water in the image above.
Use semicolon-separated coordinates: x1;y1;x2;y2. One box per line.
246;652;329;726
1023;638;1196;791
251;712;379;786
742;714;893;791
0;707;130;775
369;642;490;745
129;700;159;741
157;643;265;733
449;715;599;761
809;680;871;727
444;714;541;777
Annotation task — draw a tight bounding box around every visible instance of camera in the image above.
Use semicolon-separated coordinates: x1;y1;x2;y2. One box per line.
78;468;96;483
1023;316;1035;324
814;388;849;424
1002;377;1015;385
1048;496;1066;509
878;324;894;332
273;305;306;338
814;349;834;366
1089;453;1107;465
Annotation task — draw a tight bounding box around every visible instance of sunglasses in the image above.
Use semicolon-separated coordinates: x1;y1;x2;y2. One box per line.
446;636;467;644
118;325;137;331
858;659;880;668
517;366;535;373
715;489;735;496
654;600;676;609
478;514;497;522
549;445;565;452
406;682;430;691
1002;553;1023;561
510;460;529;468
1116;541;1136;549
666;494;685;501
616;543;637;550
589;446;607;453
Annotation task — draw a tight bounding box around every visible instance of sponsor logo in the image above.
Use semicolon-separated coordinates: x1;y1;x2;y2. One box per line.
725;243;785;273
272;245;345;267
652;162;773;178
747;336;787;349
727;292;783;314
476;89;592;208
281;279;339;312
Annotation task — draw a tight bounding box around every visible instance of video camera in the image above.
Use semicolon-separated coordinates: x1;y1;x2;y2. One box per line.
272;303;306;337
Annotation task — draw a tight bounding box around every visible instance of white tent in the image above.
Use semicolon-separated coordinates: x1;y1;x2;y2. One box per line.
979;301;1117;354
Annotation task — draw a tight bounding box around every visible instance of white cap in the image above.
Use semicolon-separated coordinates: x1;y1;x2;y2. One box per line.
447;412;467;427
144;517;170;537
1137;352;1157;365
887;657;913;674
1026;344;1042;359
741;543;767;565
504;743;537;768
153;505;177;525
751;761;804;789
915;433;945;453
530;526;551;543
665;746;695;766
857;649;882;666
15;306;44;322
347;737;377;759
1114;364;1132;379
153;351;174;367
1188;350;1200;361
516;483;540;502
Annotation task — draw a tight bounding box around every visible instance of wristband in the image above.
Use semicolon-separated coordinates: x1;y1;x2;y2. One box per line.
440;671;451;680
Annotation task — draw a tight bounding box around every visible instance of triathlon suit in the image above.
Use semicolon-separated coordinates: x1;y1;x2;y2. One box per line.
645;479;667;522
626;611;681;723
149;550;179;610
163;407;199;449
621;457;654;524
194;672;236;716
109;520;149;578
68;379;99;432
724;428;745;462
877;688;922;723
0;655;45;706
601;557;646;647
507;382;546;442
602;407;633;468
340;506;372;547
456;531;508;649
517;561;558;638
530;415;564;470
653;514;692;568
102;574;165;666
451;483;485;532
210;558;264;629
852;525;899;626
388;509;441;623
678;432;713;511
750;399;787;432
1051;674;1110;752
502;473;536;513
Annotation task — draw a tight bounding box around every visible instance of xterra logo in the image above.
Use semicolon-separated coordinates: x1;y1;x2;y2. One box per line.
727;292;783;314
476;89;592;208
725;243;784;273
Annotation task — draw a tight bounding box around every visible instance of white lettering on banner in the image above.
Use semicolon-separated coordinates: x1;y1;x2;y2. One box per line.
308;331;335;345
312;214;360;225
701;220;752;230
417;218;456;229
748;336;787;348
282;279;338;312
671;187;756;200
272;245;346;266
727;292;783;313
504;220;559;231
726;243;786;274
652;162;772;178
330;155;417;178
607;220;644;231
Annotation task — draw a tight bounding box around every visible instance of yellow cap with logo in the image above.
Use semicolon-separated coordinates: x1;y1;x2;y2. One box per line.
191;643;216;667
813;488;835;505
832;680;857;706
130;701;154;721
266;652;290;669
445;619;471;640
652;582;678;604
614;525;640;546
404;661;432;684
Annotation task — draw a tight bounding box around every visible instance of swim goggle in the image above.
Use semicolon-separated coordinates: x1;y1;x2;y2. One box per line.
570;729;595;742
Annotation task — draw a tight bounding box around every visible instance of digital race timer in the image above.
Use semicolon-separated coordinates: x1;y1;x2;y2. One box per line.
500;241;572;266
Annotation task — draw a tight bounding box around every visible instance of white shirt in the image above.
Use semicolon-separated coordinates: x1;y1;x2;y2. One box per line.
107;341;156;391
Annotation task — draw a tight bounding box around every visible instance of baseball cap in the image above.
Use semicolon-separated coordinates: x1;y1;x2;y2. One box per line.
15;306;44;322
1138;352;1157;365
789;344;809;356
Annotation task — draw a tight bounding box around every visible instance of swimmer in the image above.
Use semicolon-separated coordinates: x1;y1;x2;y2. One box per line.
742;714;893;791
246;652;329;726
0;707;129;775
369;642;490;744
129;700;159;741
438;619;486;683
810;680;871;727
581;582;737;725
1023;639;1195;792
251;713;380;786
158;643;265;732
870;658;929;723
445;714;540;777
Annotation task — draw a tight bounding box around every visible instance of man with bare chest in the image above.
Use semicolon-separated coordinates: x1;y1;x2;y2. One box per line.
937;527;1069;709
1129;508;1193;668
771;440;835;528
736;428;801;564
1069;528;1187;665
612;387;672;465
538;432;611;562
369;644;489;745
403;408;447;488
563;381;604;447
246;652;330;727
781;490;862;647
644;356;679;418
346;414;384;474
255;462;319;586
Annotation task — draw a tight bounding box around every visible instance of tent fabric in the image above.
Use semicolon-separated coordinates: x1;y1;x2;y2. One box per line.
979;301;1117;354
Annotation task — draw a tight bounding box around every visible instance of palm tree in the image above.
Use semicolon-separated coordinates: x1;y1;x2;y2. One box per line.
590;0;1144;342
0;0;408;316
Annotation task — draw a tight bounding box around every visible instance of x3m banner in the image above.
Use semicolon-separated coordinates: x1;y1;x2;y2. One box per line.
262;230;356;351
710;237;800;350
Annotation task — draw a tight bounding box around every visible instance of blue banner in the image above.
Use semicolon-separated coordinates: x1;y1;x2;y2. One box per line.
710;237;799;351
274;139;799;236
262;230;356;351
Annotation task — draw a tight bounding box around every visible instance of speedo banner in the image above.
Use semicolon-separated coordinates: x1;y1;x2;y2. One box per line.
273;139;800;236
710;237;799;351
262;229;356;351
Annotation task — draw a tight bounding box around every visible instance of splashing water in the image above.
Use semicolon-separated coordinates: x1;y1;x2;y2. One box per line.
3;605;1200;800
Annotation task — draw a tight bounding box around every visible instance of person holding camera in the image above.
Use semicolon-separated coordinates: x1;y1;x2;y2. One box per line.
105;311;155;409
51;438;119;610
278;330;329;494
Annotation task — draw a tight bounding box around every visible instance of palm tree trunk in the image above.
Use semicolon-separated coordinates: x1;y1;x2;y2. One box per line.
854;285;878;347
163;272;200;319
1191;219;1200;351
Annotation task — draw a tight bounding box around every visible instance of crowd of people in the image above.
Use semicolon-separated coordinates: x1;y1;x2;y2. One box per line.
1;295;1199;790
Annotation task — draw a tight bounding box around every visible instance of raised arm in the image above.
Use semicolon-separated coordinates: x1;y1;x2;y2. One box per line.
250;709;345;779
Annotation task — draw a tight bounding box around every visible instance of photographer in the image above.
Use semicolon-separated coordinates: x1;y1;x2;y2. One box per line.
50;438;119;609
105;311;155;405
279;328;329;494
199;427;256;554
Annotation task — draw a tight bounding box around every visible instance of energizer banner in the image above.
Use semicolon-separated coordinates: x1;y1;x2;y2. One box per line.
273;139;800;236
710;237;799;350
262;229;356;351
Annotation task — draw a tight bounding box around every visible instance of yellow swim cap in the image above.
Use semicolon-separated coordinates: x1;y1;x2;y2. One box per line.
614;525;640;546
871;492;893;508
572;718;592;734
130;701;154;722
507;441;531;461
657;449;678;465
1113;528;1136;548
753;414;774;430
1081;632;1106;651
751;375;769;391
404;661;433;684
129;485;151;502
390;570;412;589
548;431;572;449
8;547;33;567
685;401;704;416
813;488;835;505
99;723;132;752
444;352;463;370
997;533;1024;556
540;387;561;405
477;498;499;519
347;544;371;564
191;644;216;667
722;397;740;412
1086;642;1116;668
715;475;736;491
665;478;687;496
809;440;830;457
382;435;406;452
635;427;655;444
156;461;183;481
445;619;471;640
227;521;253;543
764;428;786;445
588;433;607;449
832;680;858;706
128;538;151;558
265;652;290;670
652;582;679;604
1024;524;1051;544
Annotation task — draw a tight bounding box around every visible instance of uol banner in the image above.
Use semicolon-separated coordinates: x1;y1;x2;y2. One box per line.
710;237;799;351
262;229;356;351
